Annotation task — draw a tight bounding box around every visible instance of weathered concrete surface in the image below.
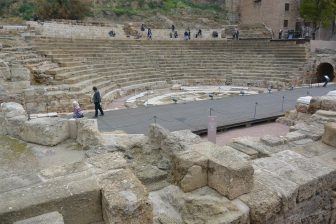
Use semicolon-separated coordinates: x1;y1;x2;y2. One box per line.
322;122;336;147
101;169;153;224
13;211;64;224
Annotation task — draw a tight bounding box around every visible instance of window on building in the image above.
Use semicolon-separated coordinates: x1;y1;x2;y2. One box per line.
284;20;288;28
285;3;290;11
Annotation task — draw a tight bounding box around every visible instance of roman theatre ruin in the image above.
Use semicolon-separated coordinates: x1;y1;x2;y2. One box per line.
0;21;336;224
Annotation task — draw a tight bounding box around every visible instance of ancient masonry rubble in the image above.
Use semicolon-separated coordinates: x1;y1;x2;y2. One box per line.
1;89;336;224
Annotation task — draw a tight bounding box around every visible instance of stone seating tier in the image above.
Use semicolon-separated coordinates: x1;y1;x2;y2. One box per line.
25;38;307;112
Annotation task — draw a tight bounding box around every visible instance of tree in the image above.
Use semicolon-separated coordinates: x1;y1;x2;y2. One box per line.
35;0;90;20
300;0;336;34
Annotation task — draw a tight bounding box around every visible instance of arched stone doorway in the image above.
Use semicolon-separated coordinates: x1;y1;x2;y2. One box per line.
316;63;335;83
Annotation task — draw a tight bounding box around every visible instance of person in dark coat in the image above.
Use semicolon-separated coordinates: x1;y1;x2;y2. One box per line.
92;86;104;118
147;28;152;40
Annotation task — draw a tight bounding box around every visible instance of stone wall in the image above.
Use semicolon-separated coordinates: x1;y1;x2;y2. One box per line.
240;0;300;37
27;21;230;40
304;43;336;83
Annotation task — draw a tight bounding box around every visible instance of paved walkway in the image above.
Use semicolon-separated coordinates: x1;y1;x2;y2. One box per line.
97;86;335;134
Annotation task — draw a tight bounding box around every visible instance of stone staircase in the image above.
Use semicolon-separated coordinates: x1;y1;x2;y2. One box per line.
25;38;307;112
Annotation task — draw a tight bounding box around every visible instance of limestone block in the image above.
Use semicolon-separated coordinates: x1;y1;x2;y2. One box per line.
148;123;170;147
6;115;27;137
254;168;298;212
86;152;127;174
275;150;336;191
0;114;7;135
253;155;317;202
308;97;322;113
19;117;70;146
0;176;103;224
76;118;102;149
133;165;168;185
296;96;311;113
207;148;254;199
10;64;31;81
322;122;336;147
321;96;336;111
68;118;77;139
261;135;285;146
149;185;184;224
290;122;324;141
39;161;93;180
172;150;208;192
148;124;201;153
101;169;153;224
231;136;281;156
192;142;254;199
14;211;64;224
284;131;307;142
296;103;309;113
239;180;282;223
1;102;26;119
181;187;248;224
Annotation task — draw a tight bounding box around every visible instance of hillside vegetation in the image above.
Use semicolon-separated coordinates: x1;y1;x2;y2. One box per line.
0;0;229;27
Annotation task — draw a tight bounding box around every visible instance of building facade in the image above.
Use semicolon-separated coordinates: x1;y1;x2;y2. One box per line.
239;0;302;38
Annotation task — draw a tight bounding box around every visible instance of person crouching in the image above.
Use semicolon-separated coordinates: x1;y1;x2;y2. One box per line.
73;101;84;118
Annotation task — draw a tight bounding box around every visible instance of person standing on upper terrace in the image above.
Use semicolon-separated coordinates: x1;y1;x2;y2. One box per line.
147;28;152;40
92;86;104;118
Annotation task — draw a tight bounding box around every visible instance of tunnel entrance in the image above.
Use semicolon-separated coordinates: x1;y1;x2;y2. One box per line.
316;63;335;83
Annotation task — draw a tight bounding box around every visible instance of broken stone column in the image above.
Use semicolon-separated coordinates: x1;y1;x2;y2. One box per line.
322;122;336;147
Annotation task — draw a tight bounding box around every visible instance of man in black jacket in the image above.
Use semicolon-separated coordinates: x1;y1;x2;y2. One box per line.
92;86;104;118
